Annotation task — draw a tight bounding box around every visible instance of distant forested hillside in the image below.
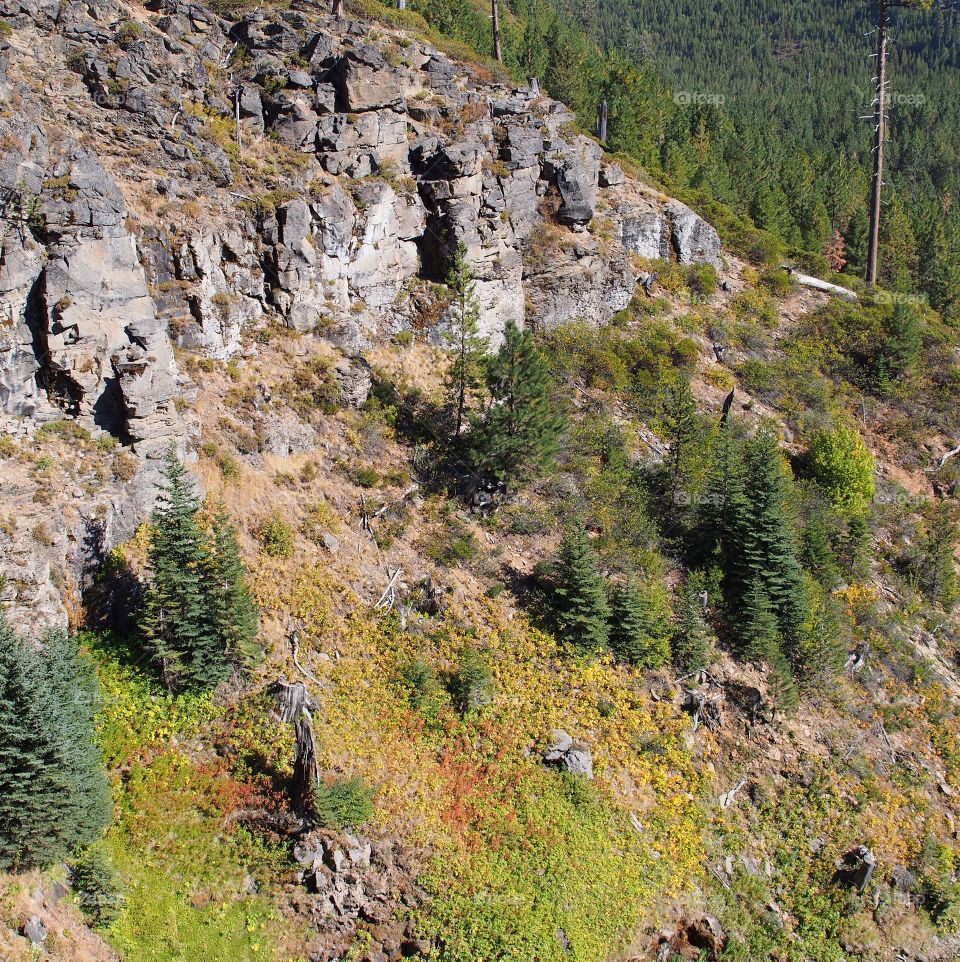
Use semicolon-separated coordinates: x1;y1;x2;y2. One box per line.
410;0;960;317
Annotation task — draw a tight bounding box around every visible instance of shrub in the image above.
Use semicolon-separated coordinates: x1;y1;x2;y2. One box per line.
732;287;777;327
116;20;142;49
448;644;493;715
760;267;792;296
805;424;876;517
71;848;124;927
0;436;16;458
36;419;91;443
112;452;138;482
422;519;478;566
216;452;241;481
351;465;380;488
257;513;294;558
313;776;375;829
687;263;718;300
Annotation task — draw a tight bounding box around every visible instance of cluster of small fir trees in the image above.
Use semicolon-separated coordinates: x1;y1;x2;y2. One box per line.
141;446;259;692
549;522;693;672
0;616;112;871
443;244;564;484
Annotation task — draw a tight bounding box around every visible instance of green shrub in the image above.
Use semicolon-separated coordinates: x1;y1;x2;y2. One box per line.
71;848;124;927
116;20;142;48
257;513;294;558
313;776;375;829
804;424;876;517
687;263;718;300
422;521;478;566
351;465;380;488
732;287;777;327
36;419;91;443
216;452;241;481
448;644;493;715
0;437;16;458
760;267;792;297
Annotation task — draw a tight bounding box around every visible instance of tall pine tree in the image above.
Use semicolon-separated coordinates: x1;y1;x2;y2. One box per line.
0;618;111;870
662;375;702;498
142;447;238;691
729;426;809;649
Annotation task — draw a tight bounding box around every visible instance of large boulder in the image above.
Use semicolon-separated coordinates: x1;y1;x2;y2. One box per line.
665;199;721;266
338;47;404;112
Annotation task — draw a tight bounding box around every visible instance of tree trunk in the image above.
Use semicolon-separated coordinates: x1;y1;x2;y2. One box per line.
597;99;608;143
271;679;309;723
866;0;889;286
331;0;343;17
291;716;318;817
491;0;503;63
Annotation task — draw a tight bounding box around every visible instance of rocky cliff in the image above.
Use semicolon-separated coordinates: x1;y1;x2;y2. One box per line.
0;0;719;626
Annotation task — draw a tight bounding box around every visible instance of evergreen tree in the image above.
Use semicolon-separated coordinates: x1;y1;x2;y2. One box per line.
736;581;781;662
672;572;711;674
204;507;260;670
443;243;485;439
841;512;873;582
662;375;702;496
766;644;800;719
917;505;959;611
879;195;921;294
552;523;611;653
926;223;960;323
449;643;493;715
696;416;744;566
0;619;111;870
875;301;922;392
793;579;847;688
142;447;226;691
609;575;672;669
471;319;564;483
729;426;808;647
802;510;840;587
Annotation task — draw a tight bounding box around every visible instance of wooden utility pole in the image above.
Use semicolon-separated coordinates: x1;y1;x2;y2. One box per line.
863;0;959;286
866;0;889;286
491;0;503;62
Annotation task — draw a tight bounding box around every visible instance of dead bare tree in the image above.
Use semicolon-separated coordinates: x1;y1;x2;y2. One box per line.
491;0;503;62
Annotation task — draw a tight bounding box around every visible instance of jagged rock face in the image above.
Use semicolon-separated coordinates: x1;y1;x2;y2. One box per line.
0;126;182;457
2;1;724;372
0;0;726;630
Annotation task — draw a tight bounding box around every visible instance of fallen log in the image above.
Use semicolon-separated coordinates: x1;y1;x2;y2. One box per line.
781;265;858;302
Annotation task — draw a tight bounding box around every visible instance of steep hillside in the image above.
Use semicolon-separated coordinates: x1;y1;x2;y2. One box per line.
1;3;960;962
